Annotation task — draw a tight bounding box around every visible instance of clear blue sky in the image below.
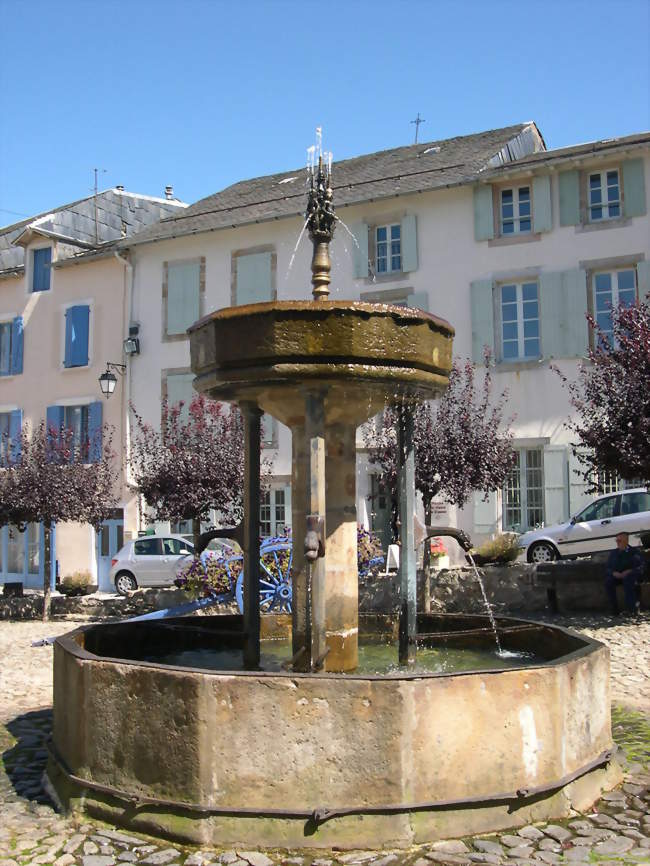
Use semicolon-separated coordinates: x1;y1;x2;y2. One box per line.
1;0;649;222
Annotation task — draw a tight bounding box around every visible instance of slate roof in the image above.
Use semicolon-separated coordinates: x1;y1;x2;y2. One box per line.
122;123;545;247
0;189;187;276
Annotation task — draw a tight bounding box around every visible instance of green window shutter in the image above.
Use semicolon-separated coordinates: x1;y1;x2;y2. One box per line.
406;291;429;311
167;262;200;335
473;491;498;536
166;372;195;421
236;252;273;305
473;185;494;241
532;175;552;233
568;448;591;516
543;446;568;526
622;158;646;218
539;269;588;358
400;214;418;272
351;222;369;278
559;170;580;226
469;279;494;362
637;261;650;298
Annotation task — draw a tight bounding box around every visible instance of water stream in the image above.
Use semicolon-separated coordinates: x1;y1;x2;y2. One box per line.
335;215;377;282
466;551;503;654
285;217;310;281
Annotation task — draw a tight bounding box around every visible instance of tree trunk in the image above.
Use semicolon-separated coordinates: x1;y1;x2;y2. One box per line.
42;523;52;622
192;517;201;554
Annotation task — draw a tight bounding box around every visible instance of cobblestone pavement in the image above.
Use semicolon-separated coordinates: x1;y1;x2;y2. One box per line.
1;615;648;866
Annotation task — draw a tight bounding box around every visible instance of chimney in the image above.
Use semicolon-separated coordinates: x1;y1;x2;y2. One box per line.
165;185;174;200
116;184;124;191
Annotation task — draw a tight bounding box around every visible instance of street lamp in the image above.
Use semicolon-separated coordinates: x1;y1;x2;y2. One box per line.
99;362;126;399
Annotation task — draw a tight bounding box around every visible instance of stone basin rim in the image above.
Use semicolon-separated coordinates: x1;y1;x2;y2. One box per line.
188;298;455;336
54;614;603;681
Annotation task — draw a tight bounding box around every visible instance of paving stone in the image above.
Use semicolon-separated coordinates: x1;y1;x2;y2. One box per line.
116;854;138;863
97;830;146;846
81;858;117;866
64;834;85;854
136;846;159;855
531;853;560;864
467;856;500;864
542;825;572;843
517;827;545;841
472;840;503;856
567;820;593;832
639;837;650;847
312;861;332;866
84;841;100;855
623;828;647;839
429;841;470;854
425;856;471;866
506;846;534;858
219;855;240;865
562;849;590;862
537;839;561;852
53;856;75;866
594;836;636;855
370;856;398;866
591;813;620;828
185;854;214;866
237;855;274;866
140;851;182;865
337;855;376;864
500;836;525;848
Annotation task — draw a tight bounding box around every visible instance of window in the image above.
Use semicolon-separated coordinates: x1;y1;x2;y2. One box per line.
375;224;401;274
164;370;195;421
0;413;10;463
500;281;540;360
32;248;51;292
64;305;90;368
64;405;89;453
588;169;620;221
260;487;288;537
165;259;202;338
233;250;274;305
592;268;636;345
0;317;23;376
500;186;531;235
575;495;619;523
162;538;193;555
134;538;162;556
504;449;544;531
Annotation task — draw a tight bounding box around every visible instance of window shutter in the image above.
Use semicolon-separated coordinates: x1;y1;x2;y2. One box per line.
9;409;22;461
558;170;580;226
622;158;646;218
406;291;429;311
637;261;650;299
540;269;588;358
167;262;200;335
261;413;276;447
469;279;495;362
351;222;369;278
400;214;418;272
64;305;89;367
32;248;51;292
532;175;552;233
88;402;103;463
166;372;195;421
473;491;498;536
46;405;64;444
236;252;273;305
10;316;23;374
473;186;494;241
568;448;591;516
543;446;568;526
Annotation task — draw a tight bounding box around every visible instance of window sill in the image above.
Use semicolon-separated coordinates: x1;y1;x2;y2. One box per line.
488;232;541;248
495;358;546;372
363;271;410;286
162;332;190;343
61;364;90;372
575;217;631;234
0;372;19;379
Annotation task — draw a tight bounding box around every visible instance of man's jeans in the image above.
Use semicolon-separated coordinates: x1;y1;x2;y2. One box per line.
605;573;638;613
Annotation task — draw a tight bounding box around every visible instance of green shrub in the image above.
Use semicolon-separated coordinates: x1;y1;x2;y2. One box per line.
62;570;92;589
469;533;519;566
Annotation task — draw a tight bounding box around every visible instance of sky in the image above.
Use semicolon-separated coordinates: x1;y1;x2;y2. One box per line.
1;0;649;223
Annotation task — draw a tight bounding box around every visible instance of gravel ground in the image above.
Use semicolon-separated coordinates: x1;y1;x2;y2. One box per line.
0;614;648;866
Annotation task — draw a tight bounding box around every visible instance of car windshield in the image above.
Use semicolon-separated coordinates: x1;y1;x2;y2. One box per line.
574;495;619;523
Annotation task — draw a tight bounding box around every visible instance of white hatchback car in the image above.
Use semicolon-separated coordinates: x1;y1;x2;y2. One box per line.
110;534;195;595
519;487;650;563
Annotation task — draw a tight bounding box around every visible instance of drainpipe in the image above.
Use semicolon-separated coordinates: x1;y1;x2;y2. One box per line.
114;251;134;528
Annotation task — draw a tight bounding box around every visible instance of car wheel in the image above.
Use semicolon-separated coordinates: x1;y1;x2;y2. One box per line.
115;571;137;596
528;541;558;564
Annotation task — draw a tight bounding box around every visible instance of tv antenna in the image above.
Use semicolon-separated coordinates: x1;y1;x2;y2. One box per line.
410;113;426;144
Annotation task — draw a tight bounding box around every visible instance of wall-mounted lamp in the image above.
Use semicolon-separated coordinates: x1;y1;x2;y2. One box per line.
99;362;126;398
123;324;140;356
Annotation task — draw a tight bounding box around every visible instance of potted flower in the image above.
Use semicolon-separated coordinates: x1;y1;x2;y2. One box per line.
428;537;449;570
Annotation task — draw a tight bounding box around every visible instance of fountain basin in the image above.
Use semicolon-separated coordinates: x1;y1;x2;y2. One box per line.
48;614;621;849
189;300;454;425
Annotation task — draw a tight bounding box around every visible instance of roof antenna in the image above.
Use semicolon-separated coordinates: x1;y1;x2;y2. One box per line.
92;167;107;245
410;113;425;144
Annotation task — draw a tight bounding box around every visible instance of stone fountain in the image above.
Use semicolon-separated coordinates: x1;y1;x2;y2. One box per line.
47;144;621;849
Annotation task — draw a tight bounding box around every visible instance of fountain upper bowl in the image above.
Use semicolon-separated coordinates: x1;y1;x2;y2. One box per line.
189;299;454;426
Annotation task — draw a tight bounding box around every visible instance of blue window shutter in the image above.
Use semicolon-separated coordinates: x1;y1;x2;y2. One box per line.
9;409;22;461
64;306;89;368
406;291;429;311
236;252;273;305
88;402;103;462
46;405;64;438
473;186;494;241
470;279;495;362
637;261;650;299
540;269;588;358
622;159;646;218
351;222;369;278
400;214;418;272
559;170;580;226
532;175;552;233
10;316;23;375
167;262;200;335
32;248;51;292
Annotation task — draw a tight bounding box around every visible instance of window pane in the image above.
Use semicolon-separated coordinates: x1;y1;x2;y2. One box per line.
596;293;611;311
0;324;10;375
607;185;619;202
501;285;516;303
518;187;530;201
589;174;601;188
503;322;518;341
27;523;40;575
391;241;400;256
376;227;387;242
390;224;400;240
502;221;514;234
502;303;517;322
134;538;161;555
503;341;518;359
619;289;635;307
521;283;537;301
597;312;613;332
595;273;612;291
522;301;538;319
523;320;539;338
501;189;513;204
617;270;635;291
608;204;620;218
590;206;603;220
501;203;514;218
524;338;540;357
590;188;602;204
519;218;531;232
518;201;531;217
391;255;401;271
7;526;25;574
606;170;619;184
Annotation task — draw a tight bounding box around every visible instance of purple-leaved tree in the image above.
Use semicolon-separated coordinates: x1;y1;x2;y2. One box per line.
556;300;650;487
364;353;515;547
129;395;257;548
0;420;118;620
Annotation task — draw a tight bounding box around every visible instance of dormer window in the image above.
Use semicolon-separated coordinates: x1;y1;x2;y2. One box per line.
588;169;620;221
32;247;52;292
500;186;531;234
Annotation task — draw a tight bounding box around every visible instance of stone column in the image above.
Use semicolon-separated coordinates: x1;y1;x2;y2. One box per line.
323;422;358;672
398;407;416;666
242;403;262;670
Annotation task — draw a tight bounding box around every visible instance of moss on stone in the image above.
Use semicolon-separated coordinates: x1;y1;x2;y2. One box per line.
611;704;650;766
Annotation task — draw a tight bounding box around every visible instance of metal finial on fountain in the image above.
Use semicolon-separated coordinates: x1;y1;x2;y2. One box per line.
306;144;336;300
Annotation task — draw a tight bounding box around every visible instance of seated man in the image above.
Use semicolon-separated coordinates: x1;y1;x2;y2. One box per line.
605;531;644;615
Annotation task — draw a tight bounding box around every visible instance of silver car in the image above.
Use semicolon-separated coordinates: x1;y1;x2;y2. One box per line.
519;487;650;563
110;534;195;595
